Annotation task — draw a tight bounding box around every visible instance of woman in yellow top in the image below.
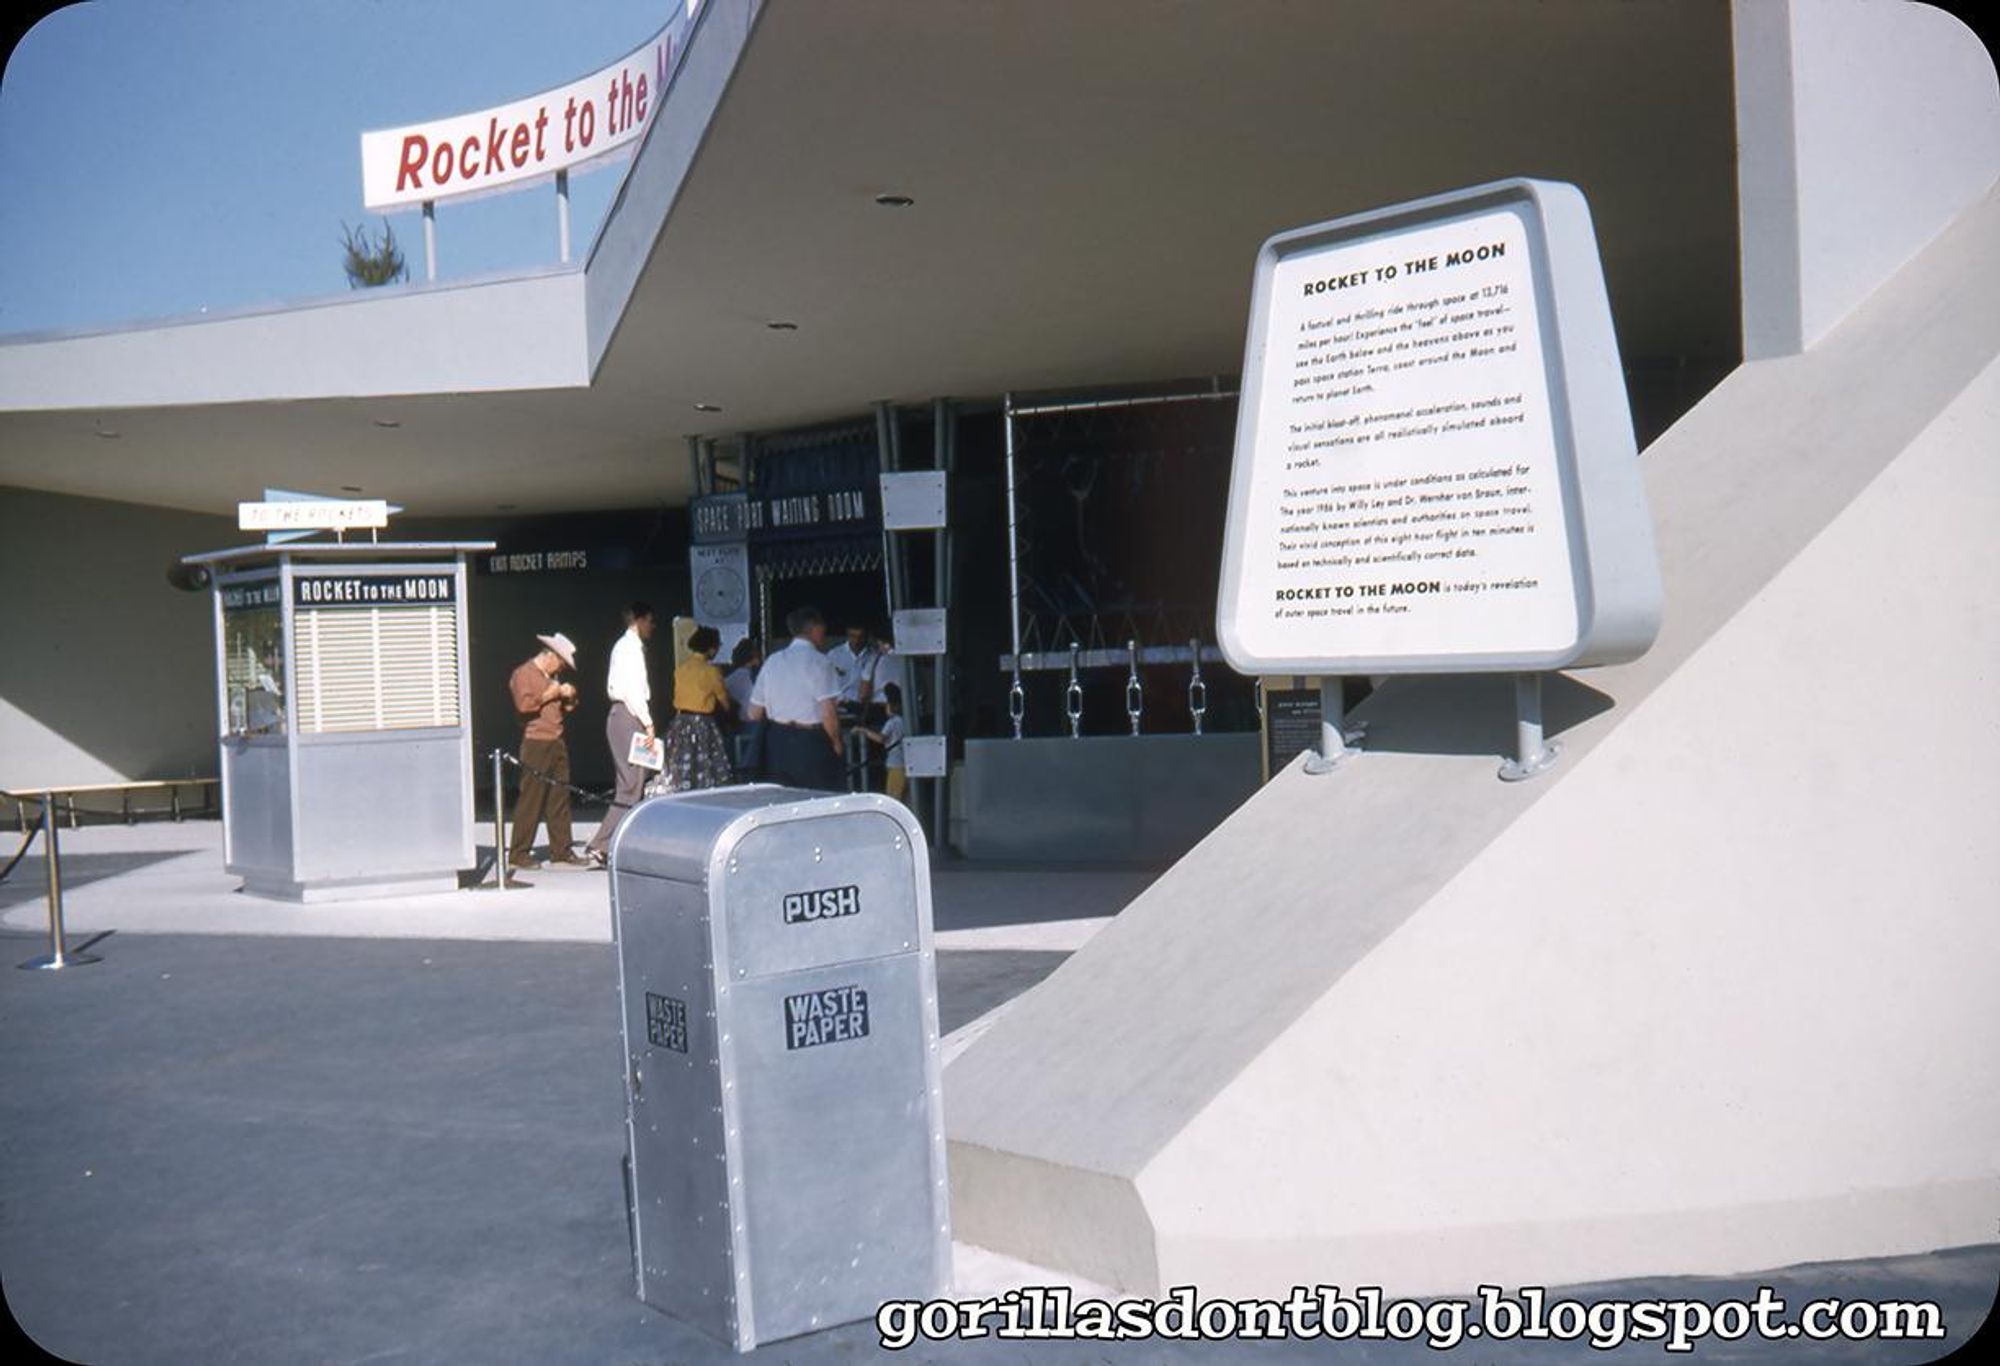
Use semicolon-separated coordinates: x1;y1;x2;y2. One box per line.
664;626;735;791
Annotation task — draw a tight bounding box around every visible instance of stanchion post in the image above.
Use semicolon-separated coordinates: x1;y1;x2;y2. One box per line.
19;791;99;971
491;748;509;891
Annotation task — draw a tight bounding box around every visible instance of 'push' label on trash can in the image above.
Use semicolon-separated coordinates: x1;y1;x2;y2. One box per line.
784;985;870;1049
783;884;861;924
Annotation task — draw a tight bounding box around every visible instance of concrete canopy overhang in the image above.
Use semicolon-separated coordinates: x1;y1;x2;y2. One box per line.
0;0;1737;517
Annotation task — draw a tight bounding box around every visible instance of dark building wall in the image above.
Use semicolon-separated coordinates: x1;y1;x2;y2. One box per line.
0;486;234;787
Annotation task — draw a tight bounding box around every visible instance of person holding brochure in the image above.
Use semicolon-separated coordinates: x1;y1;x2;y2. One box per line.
585;602;657;870
664;625;735;792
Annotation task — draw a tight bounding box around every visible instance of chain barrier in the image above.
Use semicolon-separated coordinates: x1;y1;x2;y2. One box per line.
491;748;619;805
1065;644;1084;739
0;817;41;884
1124;639;1143;736
1187;638;1207;736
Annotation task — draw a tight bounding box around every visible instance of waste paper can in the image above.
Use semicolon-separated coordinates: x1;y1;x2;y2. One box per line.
610;785;950;1351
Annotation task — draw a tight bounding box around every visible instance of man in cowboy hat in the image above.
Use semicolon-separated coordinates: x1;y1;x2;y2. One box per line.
506;632;584;870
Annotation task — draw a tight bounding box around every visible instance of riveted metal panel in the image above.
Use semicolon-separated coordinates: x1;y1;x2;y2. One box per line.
613;872;737;1341
719;811;920;982
728;955;946;1344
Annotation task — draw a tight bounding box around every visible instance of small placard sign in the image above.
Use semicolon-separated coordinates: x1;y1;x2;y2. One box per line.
879;471;948;530
240;499;390;532
890;608;946;656
1260;684;1324;783
902;735;947;779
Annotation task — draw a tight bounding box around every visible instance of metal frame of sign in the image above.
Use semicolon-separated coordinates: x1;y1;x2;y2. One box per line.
1216;178;1661;676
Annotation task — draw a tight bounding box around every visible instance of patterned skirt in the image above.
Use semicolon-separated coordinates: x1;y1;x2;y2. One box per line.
663;711;733;792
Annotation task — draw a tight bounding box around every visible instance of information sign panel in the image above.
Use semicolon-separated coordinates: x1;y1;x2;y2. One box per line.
1217;179;1661;676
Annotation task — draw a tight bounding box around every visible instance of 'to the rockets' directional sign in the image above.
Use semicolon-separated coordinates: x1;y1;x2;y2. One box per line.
1216;178;1662;676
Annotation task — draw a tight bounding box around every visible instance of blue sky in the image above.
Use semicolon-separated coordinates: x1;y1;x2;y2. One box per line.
0;1;675;336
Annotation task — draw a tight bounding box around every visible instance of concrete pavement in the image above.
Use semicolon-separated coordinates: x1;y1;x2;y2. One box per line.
1;816;1993;1362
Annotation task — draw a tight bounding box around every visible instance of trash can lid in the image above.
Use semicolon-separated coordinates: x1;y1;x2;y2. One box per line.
608;784;925;884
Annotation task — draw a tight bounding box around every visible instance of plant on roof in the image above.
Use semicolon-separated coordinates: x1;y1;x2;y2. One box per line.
340;218;408;288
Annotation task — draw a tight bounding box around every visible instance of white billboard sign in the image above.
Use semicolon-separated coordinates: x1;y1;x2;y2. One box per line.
360;3;701;211
1217;179;1662;676
239;499;390;531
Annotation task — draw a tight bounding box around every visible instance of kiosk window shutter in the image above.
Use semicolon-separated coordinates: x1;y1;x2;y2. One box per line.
294;604;461;733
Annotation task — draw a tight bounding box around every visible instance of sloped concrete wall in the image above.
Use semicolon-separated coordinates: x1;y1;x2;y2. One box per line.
945;182;2000;1293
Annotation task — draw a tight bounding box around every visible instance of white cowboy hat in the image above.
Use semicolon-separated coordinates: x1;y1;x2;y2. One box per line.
536;632;578;669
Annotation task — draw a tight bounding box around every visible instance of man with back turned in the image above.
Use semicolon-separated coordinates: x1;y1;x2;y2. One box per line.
747;605;845;790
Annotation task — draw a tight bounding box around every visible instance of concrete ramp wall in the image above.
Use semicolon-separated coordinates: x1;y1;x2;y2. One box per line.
944;182;2000;1294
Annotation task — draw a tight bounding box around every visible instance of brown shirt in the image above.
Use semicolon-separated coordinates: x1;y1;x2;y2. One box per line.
510;659;568;741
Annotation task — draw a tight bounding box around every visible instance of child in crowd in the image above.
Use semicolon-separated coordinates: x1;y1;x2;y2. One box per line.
859;682;907;802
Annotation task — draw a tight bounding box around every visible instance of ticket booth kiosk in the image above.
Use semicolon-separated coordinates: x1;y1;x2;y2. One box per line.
180;541;493;901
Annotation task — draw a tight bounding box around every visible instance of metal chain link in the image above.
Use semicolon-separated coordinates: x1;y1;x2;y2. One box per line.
1187;638;1207;736
1124;639;1143;736
1065;644;1083;738
492;748;617;804
1007;673;1025;739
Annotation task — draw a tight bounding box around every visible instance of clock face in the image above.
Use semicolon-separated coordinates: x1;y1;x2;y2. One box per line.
696;565;746;620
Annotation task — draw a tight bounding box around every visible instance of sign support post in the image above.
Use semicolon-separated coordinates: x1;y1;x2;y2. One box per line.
1499;672;1560;782
557;170;571;264
421;201;437;282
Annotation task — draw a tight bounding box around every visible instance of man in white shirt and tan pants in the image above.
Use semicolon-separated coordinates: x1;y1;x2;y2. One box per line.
585;602;656;869
748;605;846;790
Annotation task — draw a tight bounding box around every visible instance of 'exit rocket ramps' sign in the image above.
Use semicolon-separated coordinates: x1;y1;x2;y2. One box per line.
1216;178;1662;676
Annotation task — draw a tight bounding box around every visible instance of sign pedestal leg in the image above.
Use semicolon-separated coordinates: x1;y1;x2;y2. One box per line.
1498;672;1561;781
1302;678;1365;774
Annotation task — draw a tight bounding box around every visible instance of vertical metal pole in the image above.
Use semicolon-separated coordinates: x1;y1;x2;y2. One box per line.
492;749;509;890
1499;672;1561;781
1001;394;1022;668
1002;393;1024;739
932;399;954;850
874;401;901;635
556;169;572;264
422;201;438;282
19;792;99;970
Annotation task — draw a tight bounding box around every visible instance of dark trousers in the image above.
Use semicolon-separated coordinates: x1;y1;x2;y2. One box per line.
763;723;844;792
508;736;573;862
587;704;646;857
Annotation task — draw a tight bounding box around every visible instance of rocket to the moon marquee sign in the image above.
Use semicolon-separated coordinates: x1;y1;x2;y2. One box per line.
1216;179;1662;676
360;2;701;212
